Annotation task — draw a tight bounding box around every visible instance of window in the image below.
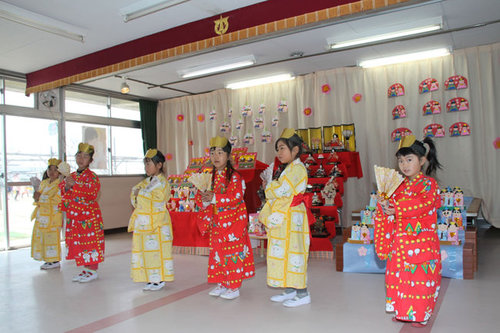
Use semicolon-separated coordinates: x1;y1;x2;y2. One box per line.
65;90;108;117
111;126;144;174
3;80;34;108
110;98;140;121
66;122;109;174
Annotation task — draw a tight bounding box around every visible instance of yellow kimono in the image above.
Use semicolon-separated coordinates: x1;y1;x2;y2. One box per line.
128;174;174;283
31;178;62;262
259;159;310;289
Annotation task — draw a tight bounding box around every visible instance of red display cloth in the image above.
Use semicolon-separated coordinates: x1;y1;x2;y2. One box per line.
336;152;363;178
170;212;209;247
239;160;268;213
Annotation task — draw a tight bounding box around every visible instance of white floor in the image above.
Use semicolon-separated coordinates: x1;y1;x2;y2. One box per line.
1;221;499;333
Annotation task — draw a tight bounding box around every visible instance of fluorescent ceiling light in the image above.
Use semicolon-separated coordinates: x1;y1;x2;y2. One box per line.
0;1;85;42
330;24;441;49
358;48;450;68
179;55;256;79
226;74;295;90
120;0;189;22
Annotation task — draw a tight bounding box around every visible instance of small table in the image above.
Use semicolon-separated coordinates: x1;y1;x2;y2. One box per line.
249;234;267;257
466;197;482;227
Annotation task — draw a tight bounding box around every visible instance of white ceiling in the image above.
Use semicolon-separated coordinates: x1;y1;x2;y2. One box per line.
1;0;500;100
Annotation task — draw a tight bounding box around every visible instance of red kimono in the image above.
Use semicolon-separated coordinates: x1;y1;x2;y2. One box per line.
374;173;441;323
60;168;105;266
196;168;255;289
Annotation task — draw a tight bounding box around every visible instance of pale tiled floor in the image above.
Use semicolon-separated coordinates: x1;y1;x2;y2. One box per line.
1;221;499;333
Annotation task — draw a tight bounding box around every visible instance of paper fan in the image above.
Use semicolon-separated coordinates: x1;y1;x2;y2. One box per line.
187;173;212;191
57;161;71;177
374;165;404;199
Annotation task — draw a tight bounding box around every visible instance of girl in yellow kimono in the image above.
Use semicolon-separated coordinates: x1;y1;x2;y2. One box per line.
129;149;174;291
259;128;313;308
31;158;63;269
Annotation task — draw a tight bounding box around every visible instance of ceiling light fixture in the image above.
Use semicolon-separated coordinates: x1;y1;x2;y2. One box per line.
120;80;130;94
178;55;256;79
120;0;190;23
0;1;85;42
358;48;450;68
226;74;295;90
328;21;442;50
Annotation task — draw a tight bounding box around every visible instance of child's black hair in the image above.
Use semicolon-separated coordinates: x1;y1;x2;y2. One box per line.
210;140;236;187
396;137;442;176
144;150;166;173
272;133;304;180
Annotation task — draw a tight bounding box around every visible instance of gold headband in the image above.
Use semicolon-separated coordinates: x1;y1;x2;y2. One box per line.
398;135;416;149
77;142;94;155
48;158;61;166
280;128;296;139
145;148;158;158
209;136;228;148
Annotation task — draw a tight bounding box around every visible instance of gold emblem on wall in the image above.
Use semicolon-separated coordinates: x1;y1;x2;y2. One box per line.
214;16;229;35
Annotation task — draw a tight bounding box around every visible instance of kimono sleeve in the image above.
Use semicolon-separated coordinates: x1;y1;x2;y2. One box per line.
373;205;395;260
393;178;440;221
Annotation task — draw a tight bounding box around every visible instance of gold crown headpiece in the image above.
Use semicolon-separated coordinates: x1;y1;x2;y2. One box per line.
280;128;296;139
145;148;158;159
77;142;94;155
209;136;228;148
48;158;61;166
398;135;416;149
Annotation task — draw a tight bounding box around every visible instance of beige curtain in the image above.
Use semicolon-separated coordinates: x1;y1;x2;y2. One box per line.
158;42;500;227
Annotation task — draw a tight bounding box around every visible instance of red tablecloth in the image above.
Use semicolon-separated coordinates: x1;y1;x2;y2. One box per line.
238;160;268;213
170;211;208;247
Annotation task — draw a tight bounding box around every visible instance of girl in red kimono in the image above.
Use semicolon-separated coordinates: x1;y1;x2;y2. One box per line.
60;143;105;283
374;135;442;327
197;136;255;300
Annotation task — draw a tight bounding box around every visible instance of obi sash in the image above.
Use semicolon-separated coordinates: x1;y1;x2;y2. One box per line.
291;193;316;226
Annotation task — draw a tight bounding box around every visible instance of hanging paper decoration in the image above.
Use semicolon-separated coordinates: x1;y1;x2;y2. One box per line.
259;104;266;114
391;127;413;142
165;153;173;161
392;105;407;119
423;124;445;138
241;105;252;117
388;83;405;97
321;84;331;94
204;147;210;156
209;108;217;120
419;78;439;94
444;75;468;90
228;108;233;118
271;115;279;127
449;122;470;137
303;107;312;116
422;100;441;115
277;100;288;113
197;114;205;122
229;135;238;146
253;117;264;129
493;137;500;150
261;130;272;143
243;133;254;145
235;118;244;130
220;121;231;133
188;140;194;146
446;97;469;112
352;93;362;103
176;114;184;122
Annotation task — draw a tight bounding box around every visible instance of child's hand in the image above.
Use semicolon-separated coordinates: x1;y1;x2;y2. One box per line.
380;199;395;215
65;176;75;187
33;191;41;202
200;191;214;203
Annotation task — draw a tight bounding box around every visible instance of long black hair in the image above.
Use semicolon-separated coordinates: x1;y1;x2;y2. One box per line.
273;133;304;180
144;149;166;173
396;137;442;176
210;140;236;188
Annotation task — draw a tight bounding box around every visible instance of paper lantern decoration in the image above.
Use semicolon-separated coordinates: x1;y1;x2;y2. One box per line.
271;116;279;127
176;114;184;122
229;136;238;146
391;128;412;142
493;137;500;150
228;109;233;118
197;114;205;122
423;124;445;138
235;118;244;130
261;130;272;143
422;100;441;115
277;100;288;113
352;93;362;103
388;83;405;97
253;117;264;129
220;121;230;133
446;97;469;112
241;105;252;117
243;133;254;145
449;122;470;137
303;107;312;116
392;105;407;119
259;104;266;114
419;78;439;94
209;108;216;120
321;84;331;94
444;75;468;90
